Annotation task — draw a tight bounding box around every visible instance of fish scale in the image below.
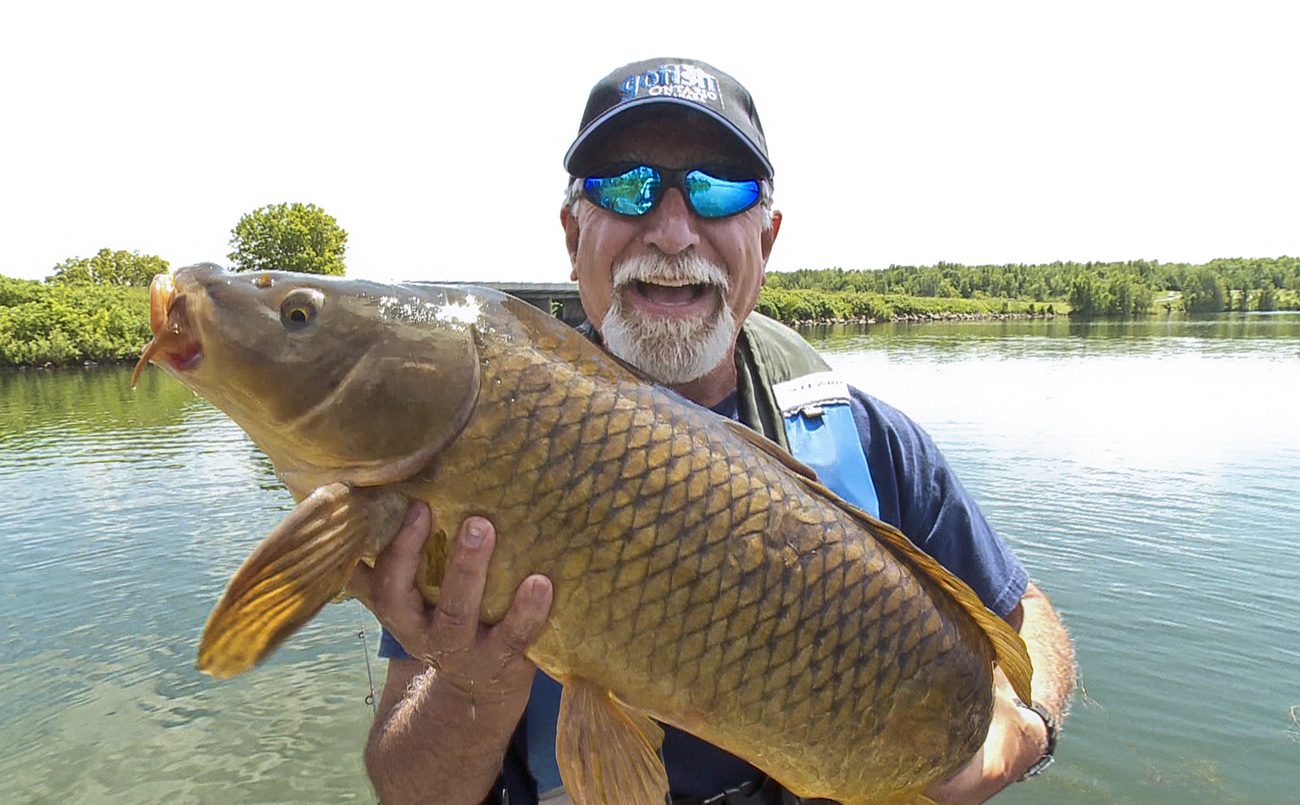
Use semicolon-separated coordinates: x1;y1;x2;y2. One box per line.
143;266;1031;805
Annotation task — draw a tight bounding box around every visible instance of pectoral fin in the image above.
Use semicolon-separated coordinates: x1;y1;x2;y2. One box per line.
554;678;668;805
196;482;407;679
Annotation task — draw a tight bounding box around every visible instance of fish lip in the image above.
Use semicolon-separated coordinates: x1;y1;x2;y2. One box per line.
165;336;204;373
132;276;204;387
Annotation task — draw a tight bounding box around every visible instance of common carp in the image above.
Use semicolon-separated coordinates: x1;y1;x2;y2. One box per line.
134;263;1032;805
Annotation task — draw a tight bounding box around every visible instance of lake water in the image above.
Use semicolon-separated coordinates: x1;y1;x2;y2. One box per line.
2;314;1298;804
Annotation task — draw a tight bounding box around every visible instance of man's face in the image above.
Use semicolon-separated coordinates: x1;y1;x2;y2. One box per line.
563;114;779;387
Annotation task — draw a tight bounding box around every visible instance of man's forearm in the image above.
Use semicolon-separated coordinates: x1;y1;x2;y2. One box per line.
365;661;522;805
1019;581;1076;722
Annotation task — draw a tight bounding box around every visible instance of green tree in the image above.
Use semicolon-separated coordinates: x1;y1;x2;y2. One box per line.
1182;268;1228;313
0;278;151;366
227;202;348;275
46;248;168;286
1067;272;1107;316
1258;286;1277;311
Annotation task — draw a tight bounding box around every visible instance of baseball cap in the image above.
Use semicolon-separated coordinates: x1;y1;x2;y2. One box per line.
564;58;774;179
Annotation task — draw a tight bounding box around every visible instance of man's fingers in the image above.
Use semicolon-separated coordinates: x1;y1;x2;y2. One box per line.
490;574;554;660
351;502;429;625
369;504;429;594
430;517;495;644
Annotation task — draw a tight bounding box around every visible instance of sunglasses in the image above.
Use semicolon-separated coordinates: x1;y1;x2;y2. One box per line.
582;164;761;219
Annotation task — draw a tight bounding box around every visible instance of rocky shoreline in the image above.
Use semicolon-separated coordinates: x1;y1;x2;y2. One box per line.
786;311;1058;327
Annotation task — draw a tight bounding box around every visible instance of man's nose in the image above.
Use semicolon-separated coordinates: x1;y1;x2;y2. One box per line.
641;188;700;255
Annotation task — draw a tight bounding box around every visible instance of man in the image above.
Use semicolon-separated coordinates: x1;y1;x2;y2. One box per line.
347;58;1076;805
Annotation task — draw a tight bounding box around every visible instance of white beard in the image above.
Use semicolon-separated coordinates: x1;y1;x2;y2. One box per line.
600;253;737;385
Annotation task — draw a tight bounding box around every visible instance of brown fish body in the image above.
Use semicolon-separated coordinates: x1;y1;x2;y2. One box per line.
410;301;996;802
141;265;1031;805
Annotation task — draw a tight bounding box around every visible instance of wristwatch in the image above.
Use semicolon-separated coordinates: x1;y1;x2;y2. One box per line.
1016;700;1058;780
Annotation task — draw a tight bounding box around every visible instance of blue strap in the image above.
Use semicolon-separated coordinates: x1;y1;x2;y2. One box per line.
525;671;566;797
776;372;880;518
783;402;880;518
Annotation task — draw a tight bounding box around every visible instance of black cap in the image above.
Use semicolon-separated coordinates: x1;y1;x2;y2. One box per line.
564;58;773;179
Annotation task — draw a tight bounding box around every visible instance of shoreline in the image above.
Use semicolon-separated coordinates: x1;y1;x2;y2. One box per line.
12;307;1299;370
788;310;1057;328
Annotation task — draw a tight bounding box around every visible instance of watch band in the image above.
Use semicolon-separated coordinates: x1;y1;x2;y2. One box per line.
1016;700;1057;780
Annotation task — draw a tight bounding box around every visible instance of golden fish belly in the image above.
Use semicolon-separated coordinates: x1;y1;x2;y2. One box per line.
406;333;995;801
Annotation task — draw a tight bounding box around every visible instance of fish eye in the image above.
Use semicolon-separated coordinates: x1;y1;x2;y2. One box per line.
280;289;324;329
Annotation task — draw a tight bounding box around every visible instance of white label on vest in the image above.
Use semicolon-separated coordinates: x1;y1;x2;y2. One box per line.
772;371;852;418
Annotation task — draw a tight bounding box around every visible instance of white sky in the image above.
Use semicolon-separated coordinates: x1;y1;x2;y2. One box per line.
2;1;1295;284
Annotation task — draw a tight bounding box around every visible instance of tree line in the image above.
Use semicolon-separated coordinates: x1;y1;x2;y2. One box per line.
3;199;1296;367
755;289;1053;325
38;203;348;288
1;203;347;366
767;257;1300;317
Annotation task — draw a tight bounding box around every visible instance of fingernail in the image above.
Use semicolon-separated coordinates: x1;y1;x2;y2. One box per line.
462;520;486;549
403;504;424;527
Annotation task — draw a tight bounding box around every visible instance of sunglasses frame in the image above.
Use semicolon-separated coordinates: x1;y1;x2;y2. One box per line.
582;164;762;220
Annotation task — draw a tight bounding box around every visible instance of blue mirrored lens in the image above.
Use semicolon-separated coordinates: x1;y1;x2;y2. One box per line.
584;166;660;216
684;171;761;218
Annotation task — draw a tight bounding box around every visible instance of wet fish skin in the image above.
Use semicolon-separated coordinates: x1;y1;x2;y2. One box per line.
420;300;1001;802
143;264;1031;805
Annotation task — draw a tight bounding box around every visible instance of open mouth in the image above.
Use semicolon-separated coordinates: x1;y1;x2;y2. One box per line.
131;272;203;387
632;280;712;306
621;278;727;321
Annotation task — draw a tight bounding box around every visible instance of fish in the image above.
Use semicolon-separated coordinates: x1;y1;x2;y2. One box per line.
134;263;1032;805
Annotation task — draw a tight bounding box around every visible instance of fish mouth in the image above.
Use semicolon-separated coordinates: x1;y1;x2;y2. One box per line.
131;272;204;387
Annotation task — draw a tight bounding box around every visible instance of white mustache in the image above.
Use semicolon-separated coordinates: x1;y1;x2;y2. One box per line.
612;253;730;292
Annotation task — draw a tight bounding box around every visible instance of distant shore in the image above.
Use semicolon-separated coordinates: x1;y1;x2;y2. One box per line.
788;310;1058;327
10;257;1300;367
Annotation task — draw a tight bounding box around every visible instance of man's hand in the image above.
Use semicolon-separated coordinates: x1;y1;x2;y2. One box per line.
928;581;1075;804
923;676;1049;804
347;503;553;702
347;504;554;805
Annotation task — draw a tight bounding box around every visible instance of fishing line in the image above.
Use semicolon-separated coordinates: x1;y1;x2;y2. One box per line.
355;599;378;715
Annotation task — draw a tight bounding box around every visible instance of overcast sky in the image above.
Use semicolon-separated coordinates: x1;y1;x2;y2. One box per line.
2;1;1295;284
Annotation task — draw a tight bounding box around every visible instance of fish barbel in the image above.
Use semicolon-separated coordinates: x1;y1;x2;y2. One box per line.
135;263;1032;805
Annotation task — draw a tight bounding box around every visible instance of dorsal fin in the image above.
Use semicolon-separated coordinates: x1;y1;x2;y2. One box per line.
842;492;1034;703
718;416;1034;703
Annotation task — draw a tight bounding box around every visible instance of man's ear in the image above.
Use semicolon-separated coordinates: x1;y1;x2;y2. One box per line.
761;209;782;266
561;207;580;280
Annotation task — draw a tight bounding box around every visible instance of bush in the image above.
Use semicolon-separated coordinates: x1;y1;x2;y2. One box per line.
0;278;150;366
46;248;168;287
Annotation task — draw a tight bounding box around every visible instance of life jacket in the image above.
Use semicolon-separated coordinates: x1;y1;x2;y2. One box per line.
525;314;879;800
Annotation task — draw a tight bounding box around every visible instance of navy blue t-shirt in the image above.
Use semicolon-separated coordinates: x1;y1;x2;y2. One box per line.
378;383;1027;801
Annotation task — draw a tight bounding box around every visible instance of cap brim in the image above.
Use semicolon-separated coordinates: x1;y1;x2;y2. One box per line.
563;96;774;179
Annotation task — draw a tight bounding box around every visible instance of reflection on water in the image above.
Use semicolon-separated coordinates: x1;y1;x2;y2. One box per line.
804;313;1300;362
2;314;1299;803
1;370;379;803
